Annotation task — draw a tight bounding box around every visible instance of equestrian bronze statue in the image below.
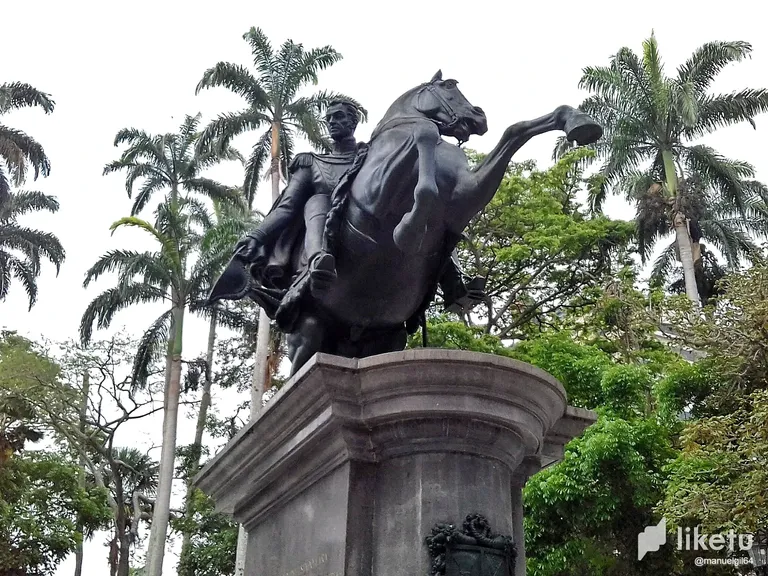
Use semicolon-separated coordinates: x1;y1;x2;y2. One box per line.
208;70;602;375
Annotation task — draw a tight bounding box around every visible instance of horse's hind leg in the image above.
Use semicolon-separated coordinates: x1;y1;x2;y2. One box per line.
286;314;327;376
393;122;442;254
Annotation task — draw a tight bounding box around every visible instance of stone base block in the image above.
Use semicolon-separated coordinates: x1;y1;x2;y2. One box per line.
196;350;596;576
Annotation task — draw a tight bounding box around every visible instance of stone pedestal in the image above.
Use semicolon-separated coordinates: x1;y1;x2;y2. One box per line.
195;350;596;576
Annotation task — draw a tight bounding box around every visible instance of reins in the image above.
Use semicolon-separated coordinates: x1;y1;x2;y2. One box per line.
368;84;468;146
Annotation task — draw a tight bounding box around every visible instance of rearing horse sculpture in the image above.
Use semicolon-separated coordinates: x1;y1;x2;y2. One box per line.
210;70;602;375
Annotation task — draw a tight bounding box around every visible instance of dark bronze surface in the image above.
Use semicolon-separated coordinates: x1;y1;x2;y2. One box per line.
209;71;602;375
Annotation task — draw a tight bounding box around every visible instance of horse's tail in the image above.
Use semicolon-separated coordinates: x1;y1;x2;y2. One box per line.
323;143;370;257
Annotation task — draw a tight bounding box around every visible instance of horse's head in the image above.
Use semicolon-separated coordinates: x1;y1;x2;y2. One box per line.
416;70;488;143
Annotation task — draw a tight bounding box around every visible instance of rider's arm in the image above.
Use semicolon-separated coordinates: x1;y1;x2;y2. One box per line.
247;166;313;245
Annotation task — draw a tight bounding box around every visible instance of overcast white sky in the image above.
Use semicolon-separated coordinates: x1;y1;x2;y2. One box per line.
3;0;768;574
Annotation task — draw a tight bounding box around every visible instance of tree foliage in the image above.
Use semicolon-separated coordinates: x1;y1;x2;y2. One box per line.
0;189;65;309
656;263;768;414
103;113;244;216
0;331;60;463
456;148;634;339
196;26;367;207
0;332;111;575
0;82;63;309
518;334;680;575
559;33;768;304
660;389;768;536
0;451;111;576
0;82;54;202
173;486;237;576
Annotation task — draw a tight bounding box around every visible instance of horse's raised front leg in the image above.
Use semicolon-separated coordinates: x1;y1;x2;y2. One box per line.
393;122;442;254
449;106;602;230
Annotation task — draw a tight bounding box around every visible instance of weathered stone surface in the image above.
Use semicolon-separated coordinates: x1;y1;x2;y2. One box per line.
195;350;596;575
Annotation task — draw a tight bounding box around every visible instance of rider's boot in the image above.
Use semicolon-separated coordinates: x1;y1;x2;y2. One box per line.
304;194;336;296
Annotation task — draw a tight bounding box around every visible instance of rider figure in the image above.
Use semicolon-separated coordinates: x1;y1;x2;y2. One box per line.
235;99;483;312
236;99;358;295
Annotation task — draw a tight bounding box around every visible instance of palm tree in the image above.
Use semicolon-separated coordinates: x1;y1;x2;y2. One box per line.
0;82;54;203
103;113;243;216
177;200;257;574
195;29;367;462
0;189;65;308
83;115;247;576
641;178;768;302
561;34;768;306
80;204;256;576
195;27;366;208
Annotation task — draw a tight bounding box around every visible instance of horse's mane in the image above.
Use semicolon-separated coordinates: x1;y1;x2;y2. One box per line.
369;83;432;140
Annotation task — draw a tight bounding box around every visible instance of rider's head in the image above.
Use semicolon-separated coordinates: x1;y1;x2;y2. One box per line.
326;100;359;141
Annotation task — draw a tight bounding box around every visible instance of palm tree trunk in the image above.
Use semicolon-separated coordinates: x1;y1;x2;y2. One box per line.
73;371;89;576
235;120;283;576
178;311;218;573
249;121;282;415
146;301;185;576
673;214;701;305
662;150;701;307
692;239;703;284
252;120;282;404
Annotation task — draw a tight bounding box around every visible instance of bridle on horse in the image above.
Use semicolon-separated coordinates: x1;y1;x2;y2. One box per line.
422;83;468;145
368;82;470;145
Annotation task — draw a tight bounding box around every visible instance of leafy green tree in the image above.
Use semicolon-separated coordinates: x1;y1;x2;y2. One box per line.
407;314;514;356
174;483;237;576
656;263;768;415
0;331;60;464
0;189;65;308
563;34;768;305
525;414;678;576
0;332;111;576
456;149;634;339
512;334;681;575
660;389;768;537
654;263;768;544
0;82;54;202
13;335;164;576
0;451;111;576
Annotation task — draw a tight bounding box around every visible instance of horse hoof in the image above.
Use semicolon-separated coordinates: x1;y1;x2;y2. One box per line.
564;112;603;145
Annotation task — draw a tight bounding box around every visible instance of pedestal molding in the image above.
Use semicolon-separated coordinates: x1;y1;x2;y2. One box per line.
195;350;594;534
